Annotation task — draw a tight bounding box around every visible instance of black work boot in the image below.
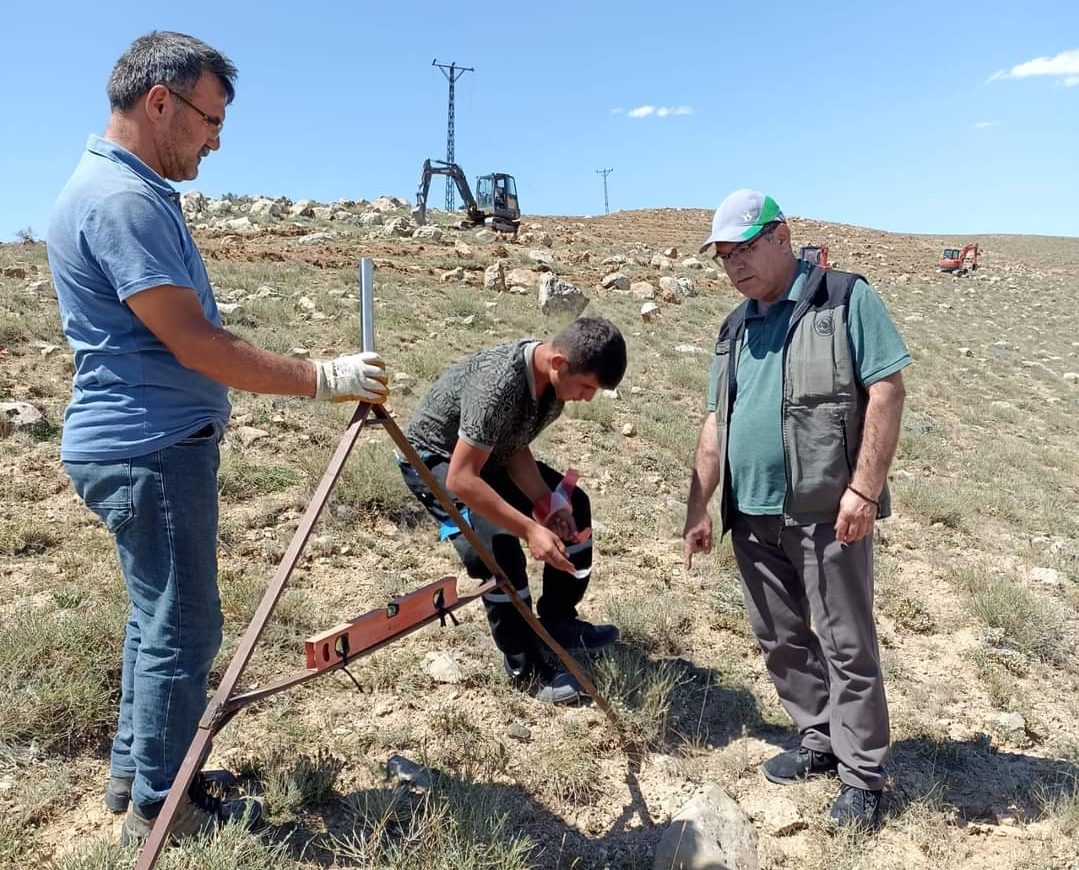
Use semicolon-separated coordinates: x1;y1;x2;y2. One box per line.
503;653;583;704
119;774;262;846
105;769;238;814
540;618;619;652
828;784;884;829
761;746;839;784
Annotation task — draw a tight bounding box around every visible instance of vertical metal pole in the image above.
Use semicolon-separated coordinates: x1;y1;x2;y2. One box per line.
359;258;375;354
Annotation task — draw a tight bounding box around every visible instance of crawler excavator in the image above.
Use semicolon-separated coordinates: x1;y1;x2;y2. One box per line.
411;159;521;234
939;244;979;276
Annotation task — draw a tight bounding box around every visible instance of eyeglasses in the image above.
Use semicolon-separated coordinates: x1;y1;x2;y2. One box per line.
166;87;224;131
712;223;778;266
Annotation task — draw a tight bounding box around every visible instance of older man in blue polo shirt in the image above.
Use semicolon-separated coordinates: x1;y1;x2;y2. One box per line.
48;31;390;844
683;190;910;829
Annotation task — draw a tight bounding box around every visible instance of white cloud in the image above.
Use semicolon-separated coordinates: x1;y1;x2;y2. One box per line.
990;48;1079;86
609;107;624;115
974;120;1000;129
625;104;693;119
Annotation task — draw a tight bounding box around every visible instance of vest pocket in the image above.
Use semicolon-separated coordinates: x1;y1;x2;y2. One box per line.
784;403;850;517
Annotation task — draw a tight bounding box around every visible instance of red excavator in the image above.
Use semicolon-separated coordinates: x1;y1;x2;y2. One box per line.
939;244;979;276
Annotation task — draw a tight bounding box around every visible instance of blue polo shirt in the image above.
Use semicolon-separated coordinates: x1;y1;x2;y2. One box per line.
48;136;230;462
707;264;911;514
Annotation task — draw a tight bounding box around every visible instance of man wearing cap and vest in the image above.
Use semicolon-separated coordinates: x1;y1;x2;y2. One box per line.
399;317;627;704
682;189;910;828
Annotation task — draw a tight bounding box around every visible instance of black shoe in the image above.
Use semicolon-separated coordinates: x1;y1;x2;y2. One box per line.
536;670;584;704
105;768;238;814
761;746;839;784
503;654;583;704
541;618;619;652
828;784;883;829
119;773;261;846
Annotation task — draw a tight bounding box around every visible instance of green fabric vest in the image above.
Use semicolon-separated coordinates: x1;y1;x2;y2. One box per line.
712;265;892;532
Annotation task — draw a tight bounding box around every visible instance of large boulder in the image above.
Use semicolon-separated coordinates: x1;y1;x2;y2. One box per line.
652;785;758;870
538;273;589;317
288;200;315;218
249;198;283;218
180;190;206;219
382;217;414;238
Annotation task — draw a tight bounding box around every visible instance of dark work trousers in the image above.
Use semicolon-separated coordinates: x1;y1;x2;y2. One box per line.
399;456;593;676
730;511;890;791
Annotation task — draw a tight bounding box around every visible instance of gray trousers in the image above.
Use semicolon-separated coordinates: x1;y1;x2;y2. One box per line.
731;512;889;791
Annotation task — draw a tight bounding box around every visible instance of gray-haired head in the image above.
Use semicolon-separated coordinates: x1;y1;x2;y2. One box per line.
107;31;237;112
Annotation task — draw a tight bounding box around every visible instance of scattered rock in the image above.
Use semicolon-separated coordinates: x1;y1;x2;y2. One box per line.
631;281;656;300
958;347;974;357
538;273;589;317
621;423;636;437
641;302;661;322
659;275;696;298
224;217;253;232
386;754;434;791
236;425;269;447
506;268;540;293
440;267;466;283
371;195;408;213
298;296;317;311
1063;372;1078;384
289;201;315;218
289;348;311;359
413;225;443;241
653;785;758;870
475;229;499;242
680;256;705;270
528;249;554;268
2;267;27;279
675;344;707;355
383;217;415;238
484;262;506;293
423;651;463;684
600;389;620;400
663;246;679;258
1030;567;1061;587
651;254;674;270
358;211;383;227
217;302;243;316
0;402;46;437
508;723;532;742
295;232;334;246
601;272;631;291
249;198;282;218
454;241;473;257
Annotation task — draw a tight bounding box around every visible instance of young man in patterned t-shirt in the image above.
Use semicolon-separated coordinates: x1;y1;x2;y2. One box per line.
400;317;627;703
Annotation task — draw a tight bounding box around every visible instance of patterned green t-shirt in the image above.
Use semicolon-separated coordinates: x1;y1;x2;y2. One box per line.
405;339;564;466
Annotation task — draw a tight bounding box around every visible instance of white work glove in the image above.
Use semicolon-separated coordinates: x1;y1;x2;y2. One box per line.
313;351;389;403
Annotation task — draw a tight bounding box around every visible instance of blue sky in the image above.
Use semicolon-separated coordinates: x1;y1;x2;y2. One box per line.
2;0;1077;241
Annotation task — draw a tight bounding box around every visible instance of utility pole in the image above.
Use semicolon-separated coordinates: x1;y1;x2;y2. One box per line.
596;168;613;215
433;59;474;212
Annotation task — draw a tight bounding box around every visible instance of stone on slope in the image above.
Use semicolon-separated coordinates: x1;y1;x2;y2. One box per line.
652;784;758;870
538;273;589;317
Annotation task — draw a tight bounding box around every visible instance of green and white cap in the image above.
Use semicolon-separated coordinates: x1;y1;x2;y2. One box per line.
699;189;785;253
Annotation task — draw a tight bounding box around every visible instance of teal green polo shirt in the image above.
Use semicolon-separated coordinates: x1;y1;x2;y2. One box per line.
707;264;911;514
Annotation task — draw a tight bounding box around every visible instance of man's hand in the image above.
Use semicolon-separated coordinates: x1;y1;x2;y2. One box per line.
314;351;389;403
834;487;876;544
546;506;579;543
683;511;713;569
526;523;576;573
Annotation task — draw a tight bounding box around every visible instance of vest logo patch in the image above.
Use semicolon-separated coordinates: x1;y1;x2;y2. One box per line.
814;314;834;337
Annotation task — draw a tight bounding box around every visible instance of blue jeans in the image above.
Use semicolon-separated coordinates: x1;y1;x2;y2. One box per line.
64;423;224;810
